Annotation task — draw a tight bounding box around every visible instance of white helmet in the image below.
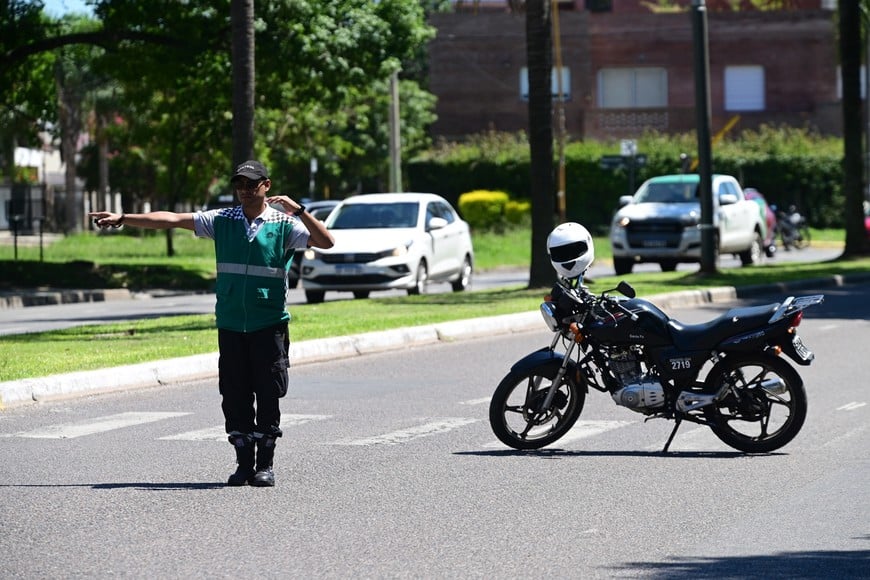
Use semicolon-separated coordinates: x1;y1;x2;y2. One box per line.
547;222;594;279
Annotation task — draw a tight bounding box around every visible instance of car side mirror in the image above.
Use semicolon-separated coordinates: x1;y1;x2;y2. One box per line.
618;195;633;208
427;216;448;231
719;193;738;205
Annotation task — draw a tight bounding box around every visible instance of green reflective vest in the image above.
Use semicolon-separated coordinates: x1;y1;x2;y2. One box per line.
210;207;300;332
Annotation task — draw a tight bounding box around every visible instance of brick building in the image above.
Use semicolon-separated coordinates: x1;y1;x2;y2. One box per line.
427;2;840;140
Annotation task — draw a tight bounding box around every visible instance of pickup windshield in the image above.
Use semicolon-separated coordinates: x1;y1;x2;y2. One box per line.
635;182;698;204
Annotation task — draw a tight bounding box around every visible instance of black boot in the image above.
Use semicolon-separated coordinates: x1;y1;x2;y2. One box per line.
250;436;276;487
227;433;255;486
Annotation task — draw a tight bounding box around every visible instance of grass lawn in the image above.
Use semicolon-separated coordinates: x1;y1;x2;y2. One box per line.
0;227;865;381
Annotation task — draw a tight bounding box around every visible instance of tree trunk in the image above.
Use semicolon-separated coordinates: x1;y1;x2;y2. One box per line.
526;0;556;288
839;0;869;256
231;0;256;166
56;72;83;234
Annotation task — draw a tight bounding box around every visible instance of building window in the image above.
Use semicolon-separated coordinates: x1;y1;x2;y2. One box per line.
725;66;765;111
597;67;667;108
520;67;571;101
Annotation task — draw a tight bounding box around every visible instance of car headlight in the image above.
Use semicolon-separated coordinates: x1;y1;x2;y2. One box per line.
614;216;630;228
304;248;318;260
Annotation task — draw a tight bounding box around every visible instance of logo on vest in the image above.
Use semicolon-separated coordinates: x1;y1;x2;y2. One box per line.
256;288;270;299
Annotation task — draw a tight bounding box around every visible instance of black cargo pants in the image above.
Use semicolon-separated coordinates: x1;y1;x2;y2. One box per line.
218;322;289;439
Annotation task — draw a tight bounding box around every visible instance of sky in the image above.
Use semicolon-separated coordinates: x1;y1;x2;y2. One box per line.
42;0;95;17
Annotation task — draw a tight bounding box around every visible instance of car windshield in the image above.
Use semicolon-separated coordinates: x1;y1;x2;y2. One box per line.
636;182;698;203
329;202;419;229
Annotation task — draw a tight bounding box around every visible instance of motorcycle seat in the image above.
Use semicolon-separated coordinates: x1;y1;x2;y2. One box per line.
667;303;780;351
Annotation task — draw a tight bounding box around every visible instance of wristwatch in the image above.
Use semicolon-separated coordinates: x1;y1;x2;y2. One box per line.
293;205;306;216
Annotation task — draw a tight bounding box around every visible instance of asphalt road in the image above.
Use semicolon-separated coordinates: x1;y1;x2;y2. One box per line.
0;245;842;336
0;282;867;578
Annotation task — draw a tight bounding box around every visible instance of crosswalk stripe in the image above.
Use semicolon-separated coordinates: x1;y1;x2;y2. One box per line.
333;417;478;446
159;414;334;441
7;412;190;439
483;419;633;449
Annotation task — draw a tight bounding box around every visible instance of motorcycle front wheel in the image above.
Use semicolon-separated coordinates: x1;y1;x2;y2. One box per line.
488;363;585;450
705;354;807;453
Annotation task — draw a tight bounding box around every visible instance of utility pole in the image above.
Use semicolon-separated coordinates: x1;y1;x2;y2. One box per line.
692;0;716;274
388;71;402;192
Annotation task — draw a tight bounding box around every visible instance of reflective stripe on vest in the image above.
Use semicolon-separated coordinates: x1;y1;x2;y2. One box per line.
216;262;287;279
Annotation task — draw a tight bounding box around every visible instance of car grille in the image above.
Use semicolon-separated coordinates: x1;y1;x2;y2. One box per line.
626;221;684;249
320;253;381;264
308;274;397;285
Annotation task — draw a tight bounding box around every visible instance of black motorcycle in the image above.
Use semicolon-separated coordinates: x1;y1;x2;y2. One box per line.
775;205;811;250
489;278;824;454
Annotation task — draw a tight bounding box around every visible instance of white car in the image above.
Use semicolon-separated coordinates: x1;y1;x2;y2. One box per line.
609;173;765;275
300;193;474;303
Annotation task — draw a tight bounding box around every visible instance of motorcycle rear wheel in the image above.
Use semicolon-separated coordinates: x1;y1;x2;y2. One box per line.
705;354;806;453
488;363;585;450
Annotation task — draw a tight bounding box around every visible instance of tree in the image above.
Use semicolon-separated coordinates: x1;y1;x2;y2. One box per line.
231;0;255;165
840;0;869;256
524;0;556;288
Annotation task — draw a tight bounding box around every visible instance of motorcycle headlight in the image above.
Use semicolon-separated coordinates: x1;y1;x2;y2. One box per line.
540;301;559;332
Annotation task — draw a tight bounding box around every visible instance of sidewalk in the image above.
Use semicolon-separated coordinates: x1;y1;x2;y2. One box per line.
2;272;868;410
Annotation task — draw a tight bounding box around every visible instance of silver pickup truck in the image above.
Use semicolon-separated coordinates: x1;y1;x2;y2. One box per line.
609;173;765;275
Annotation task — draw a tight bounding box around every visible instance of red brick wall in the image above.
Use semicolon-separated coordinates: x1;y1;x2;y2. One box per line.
428;8;839;140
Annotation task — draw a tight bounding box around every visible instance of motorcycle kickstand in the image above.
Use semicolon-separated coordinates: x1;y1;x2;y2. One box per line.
661;418;682;454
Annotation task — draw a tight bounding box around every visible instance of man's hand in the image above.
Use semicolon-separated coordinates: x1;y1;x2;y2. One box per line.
88;211;124;229
265;195;304;215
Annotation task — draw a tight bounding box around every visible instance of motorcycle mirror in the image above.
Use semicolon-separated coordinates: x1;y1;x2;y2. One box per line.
617;281;636;298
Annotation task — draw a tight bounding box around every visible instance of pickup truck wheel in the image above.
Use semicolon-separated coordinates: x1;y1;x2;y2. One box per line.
613;257;634;276
739;232;763;266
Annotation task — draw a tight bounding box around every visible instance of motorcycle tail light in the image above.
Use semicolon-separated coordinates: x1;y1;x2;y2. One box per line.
789;311;804;329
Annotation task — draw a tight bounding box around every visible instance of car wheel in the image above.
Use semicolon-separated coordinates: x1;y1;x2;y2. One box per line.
407;261;428;295
659;260;678;272
613;257;633;276
739;231;763;266
353;290;370;299
451;255;473;292
305;290;325;304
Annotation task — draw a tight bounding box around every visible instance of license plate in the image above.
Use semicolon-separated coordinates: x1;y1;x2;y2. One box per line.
792;335;812;361
642;239;667;248
335;264;363;275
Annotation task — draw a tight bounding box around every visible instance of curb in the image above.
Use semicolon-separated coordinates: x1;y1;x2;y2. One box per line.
2;273;868;409
0;288;132;309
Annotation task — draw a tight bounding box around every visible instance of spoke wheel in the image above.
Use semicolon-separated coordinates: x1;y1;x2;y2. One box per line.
704;354;806;453
488;363;585;450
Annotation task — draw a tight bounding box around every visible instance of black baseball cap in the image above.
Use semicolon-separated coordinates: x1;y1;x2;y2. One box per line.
232;160;269;181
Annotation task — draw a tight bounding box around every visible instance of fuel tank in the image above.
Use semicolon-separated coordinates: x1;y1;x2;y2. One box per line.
587;298;673;346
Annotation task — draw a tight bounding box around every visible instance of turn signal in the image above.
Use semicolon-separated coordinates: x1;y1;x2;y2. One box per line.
569;322;584;343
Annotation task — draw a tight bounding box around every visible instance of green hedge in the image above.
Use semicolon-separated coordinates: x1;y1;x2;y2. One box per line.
408;127;845;232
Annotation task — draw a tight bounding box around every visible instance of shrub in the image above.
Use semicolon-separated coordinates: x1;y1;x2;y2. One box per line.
458;190;509;231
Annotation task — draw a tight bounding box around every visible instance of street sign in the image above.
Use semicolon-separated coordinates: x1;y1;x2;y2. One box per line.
599;155;625;170
599;154;646;170
620;139;637;157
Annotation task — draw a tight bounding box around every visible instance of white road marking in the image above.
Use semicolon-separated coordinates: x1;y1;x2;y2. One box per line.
836;402;867;411
8;412;190;439
484;419;633;449
334;417;478;446
459;397;491;406
159;414;333;441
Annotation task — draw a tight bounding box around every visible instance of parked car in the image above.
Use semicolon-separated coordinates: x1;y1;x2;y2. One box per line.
287;200;341;288
744;187;777;257
609;174;765;275
300;193;474;303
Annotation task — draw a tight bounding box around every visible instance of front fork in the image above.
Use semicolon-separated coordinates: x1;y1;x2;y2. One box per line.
540;337;578;410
